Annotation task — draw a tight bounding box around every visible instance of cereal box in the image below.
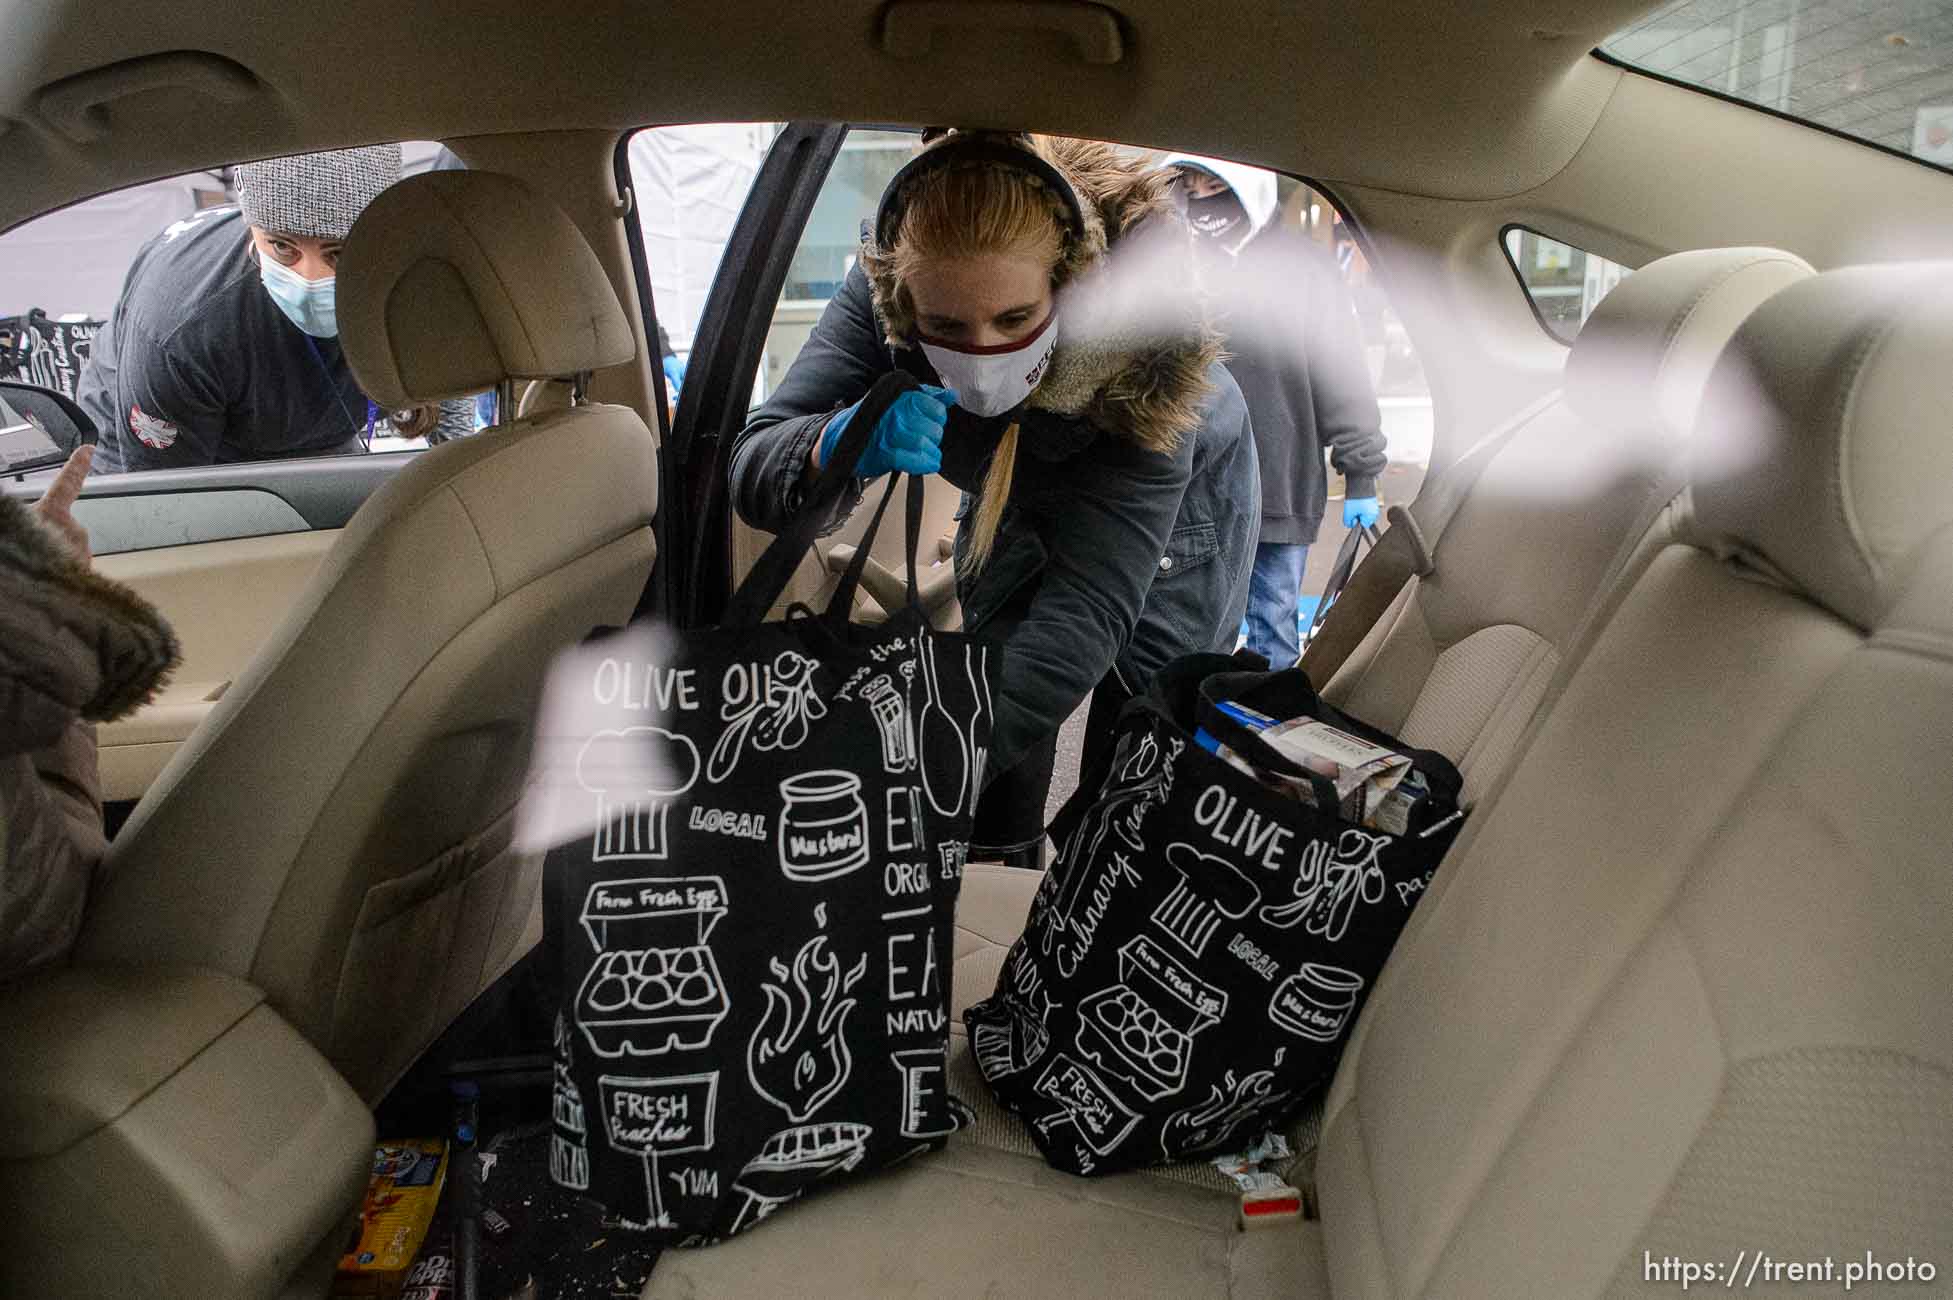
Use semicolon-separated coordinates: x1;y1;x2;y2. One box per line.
332;1139;450;1297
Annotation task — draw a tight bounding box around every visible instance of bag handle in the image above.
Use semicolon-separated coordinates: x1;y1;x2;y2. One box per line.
822;471;928;630
1305;521;1381;645
723;372;922;627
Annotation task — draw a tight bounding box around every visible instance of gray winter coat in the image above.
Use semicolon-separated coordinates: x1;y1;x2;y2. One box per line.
1201;225;1387;545
731;138;1260;776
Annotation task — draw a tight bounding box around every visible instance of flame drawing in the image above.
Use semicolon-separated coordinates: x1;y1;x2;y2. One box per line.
1160;1047;1290;1159
748;934;869;1123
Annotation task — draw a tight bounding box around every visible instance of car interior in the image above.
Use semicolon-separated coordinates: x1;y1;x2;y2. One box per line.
1;1;1950;1297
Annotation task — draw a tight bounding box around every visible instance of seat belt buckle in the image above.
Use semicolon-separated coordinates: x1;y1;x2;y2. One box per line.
1213;1133;1304;1230
1237;1173;1306;1229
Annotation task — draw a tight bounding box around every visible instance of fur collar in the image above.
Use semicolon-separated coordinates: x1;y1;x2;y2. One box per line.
862;135;1222;455
0;493;178;748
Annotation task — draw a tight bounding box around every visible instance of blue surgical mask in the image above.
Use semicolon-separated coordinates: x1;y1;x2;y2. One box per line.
259;252;338;338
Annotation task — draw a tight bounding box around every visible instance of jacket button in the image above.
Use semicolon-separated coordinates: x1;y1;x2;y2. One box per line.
1159;555;1174;572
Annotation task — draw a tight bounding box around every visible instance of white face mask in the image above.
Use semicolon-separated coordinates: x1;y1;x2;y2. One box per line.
916;311;1059;418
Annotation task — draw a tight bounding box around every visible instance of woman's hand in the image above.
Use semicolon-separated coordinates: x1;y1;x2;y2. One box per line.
33;444;93;563
809;385;958;480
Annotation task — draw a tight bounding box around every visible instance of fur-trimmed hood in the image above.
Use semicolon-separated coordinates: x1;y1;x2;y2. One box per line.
861;134;1223;456
0;493;178;754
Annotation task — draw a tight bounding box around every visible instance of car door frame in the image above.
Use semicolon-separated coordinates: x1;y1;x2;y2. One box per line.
618;121;849;628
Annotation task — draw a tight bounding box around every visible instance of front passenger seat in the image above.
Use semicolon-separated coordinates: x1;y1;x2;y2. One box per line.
77;170;657;1102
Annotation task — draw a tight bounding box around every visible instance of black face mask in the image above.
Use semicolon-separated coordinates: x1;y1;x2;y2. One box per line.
1185;189;1249;243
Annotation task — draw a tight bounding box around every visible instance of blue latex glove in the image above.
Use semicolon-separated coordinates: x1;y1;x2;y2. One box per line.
1343;495;1381;528
662;353;686;397
818;384;957;478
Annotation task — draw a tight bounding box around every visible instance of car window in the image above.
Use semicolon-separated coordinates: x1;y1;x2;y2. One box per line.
759;128;913;401
1600;0;1953;172
624;123;789;416
623;125;1432;621
1501;226;1632;344
1271;173;1432;512
0;140;484;476
737;130;1435;513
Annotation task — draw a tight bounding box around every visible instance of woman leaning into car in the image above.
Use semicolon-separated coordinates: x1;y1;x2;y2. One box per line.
730;129;1260;864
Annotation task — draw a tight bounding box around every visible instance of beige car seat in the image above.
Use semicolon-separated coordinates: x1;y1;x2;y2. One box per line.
647;259;1953;1296
76;170;658;1103
1322;247;1814;805
947;247;1816;1068
1313;260;1953;1297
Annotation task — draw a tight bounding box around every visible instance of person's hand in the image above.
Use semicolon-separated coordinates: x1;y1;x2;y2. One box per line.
33;444;93;563
662;353;686;398
1343;495;1381;529
816;384;957;478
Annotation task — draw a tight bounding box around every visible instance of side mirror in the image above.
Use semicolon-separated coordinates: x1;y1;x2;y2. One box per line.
0;380;95;473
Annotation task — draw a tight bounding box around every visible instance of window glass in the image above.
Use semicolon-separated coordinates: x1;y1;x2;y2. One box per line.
624;125;913;408
1600;1;1953;171
1274;175;1432;509
626;123;785;413
0;141;481;475
781;131;914;303
759;129;916;401
623;126;1433;655
1501;227;1632;344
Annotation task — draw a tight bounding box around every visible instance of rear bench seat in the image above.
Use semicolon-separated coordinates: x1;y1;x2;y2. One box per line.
649;261;1953;1295
949;246;1815;1085
1323;246;1815;808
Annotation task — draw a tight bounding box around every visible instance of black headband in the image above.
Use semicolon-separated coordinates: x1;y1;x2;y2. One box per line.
871;131;1088;253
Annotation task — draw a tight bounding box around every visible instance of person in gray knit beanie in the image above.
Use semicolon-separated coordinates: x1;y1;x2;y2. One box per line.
234;144;402;243
73;141;477;472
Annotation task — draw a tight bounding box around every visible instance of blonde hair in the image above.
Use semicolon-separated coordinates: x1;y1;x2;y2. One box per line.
882;154;1069;571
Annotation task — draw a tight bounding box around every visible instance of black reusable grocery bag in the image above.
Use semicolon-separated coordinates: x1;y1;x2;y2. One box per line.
965;652;1464;1176
541;374;996;1242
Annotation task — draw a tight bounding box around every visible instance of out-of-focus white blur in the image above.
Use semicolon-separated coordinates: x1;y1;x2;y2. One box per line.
515;621;698;854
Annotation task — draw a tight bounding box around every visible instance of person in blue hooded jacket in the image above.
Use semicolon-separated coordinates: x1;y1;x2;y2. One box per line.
1166;155;1389;669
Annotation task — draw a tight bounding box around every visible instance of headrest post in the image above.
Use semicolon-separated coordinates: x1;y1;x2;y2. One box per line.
493;378;517;429
571;371;591;407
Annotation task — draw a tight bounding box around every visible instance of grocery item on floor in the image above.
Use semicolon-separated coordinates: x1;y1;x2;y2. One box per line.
967;652;1463;1175
334;1140;450;1296
535;374;993;1242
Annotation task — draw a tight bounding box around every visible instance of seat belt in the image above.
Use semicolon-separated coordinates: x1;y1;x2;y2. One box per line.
1300;390;1562;687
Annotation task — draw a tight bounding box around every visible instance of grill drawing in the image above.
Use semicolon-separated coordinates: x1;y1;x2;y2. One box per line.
728;1120;873;1233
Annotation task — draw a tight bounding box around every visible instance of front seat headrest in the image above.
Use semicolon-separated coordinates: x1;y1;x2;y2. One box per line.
1564;246;1814;440
338;169;635;408
1690;261;1953;630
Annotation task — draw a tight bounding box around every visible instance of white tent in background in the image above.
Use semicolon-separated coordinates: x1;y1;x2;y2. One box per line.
627;124;777;356
0;172;224;320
